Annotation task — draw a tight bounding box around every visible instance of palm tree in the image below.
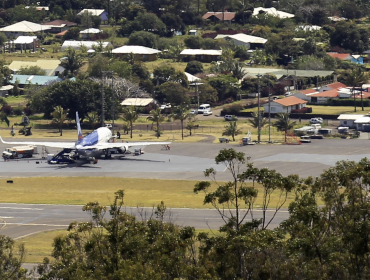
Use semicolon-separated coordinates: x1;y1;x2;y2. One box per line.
248;111;268;130
168;44;184;62
186;115;198;136
60;47;83;77
172;106;190;140
345;68;369;112
121;106;138;138
147;108;165;138
86;111;99;130
52;106;68;136
231;62;247;80
273;113;297;143
222;120;242;141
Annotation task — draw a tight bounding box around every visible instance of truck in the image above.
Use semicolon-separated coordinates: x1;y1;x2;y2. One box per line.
2;145;36;159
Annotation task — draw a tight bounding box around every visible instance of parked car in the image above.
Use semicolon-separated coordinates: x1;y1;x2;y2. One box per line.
160;103;171;110
224;115;237;121
189;109;197;115
300;135;311;143
203;111;213;116
310;117;323;124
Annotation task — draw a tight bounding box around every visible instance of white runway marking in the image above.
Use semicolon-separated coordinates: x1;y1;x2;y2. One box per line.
5;223;68;227
0;207;43;210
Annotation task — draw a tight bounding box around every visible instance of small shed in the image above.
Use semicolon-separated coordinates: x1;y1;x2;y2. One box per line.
189;30;198;36
337;114;364;128
354;116;370;131
0;85;13;97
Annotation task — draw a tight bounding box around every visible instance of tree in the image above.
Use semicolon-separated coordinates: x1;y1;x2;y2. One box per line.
172;106;190;140
198;83;218;104
186;114;197;136
52;106;68;136
85;111;99;130
60;47;83;77
222;120;242;141
159;82;190;106
153;65;188;88
132;63;150;80
273;112;297;142
185;61;203;75
62;27;80;40
248;111;268;130
147;108;165;138
0;235;27;279
168;43;184;62
208;75;238;101
17;66;46;75
121;106;138;138
127;31;158;48
345;67;369;112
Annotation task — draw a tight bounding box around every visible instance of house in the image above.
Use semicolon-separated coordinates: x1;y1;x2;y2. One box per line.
202;12;235;22
9;74;63;87
189;30;198;36
253;7;295;18
8;60;64;76
327;53;363;64
112;45;161;61
215;33;267;49
11;36;39;51
354;116;370;131
121;98;155;107
61;40;113;51
263;96;307;113
309;89;339;104
319;82;347;92
80;28;102;39
351;55;364;64
0;85;14;97
337;114;364;128
180;49;222;62
0;20;51;37
77;9;108;22
292;89;318;101
42;19;77;33
185;72;201;83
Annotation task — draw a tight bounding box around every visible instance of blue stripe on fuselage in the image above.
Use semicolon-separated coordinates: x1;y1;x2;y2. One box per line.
80;131;99;147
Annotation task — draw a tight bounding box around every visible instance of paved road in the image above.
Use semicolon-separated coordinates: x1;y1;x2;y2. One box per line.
0;203;289;240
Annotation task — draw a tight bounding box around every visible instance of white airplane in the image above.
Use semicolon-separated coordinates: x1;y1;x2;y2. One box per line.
0;112;171;163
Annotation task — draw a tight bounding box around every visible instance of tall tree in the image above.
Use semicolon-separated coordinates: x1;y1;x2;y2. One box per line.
0;235;27;279
273;112;296;142
172;106;190;140
121;106;138;138
60;47;83;77
52;106;68;136
248;111;268;130
147;108;165;138
345;67;369;112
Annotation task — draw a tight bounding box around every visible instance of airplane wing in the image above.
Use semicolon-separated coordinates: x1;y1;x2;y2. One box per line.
0;136;75;149
77;141;171;150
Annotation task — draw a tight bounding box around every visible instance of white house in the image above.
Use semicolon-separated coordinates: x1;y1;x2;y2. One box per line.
77;9;108;21
309;89;339;104
180;49;222;62
11;36;38;50
0;20;51;37
79;28;102;39
215;33;267;49
263;96;307;113
337;114;364;128
319;82;347;92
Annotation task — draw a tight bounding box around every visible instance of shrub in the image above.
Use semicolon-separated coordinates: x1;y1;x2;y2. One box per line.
13;107;23;116
223;103;243;114
1;105;13;115
185;61;204;75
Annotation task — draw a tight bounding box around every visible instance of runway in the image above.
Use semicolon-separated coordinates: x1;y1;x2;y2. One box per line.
0;203;289;239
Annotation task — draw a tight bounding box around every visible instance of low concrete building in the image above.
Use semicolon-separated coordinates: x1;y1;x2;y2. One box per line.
180;49;222;62
263;96;307;113
42;19;77;33
77;9;108;21
0;20;51;37
112;45;161;61
337;114;364;128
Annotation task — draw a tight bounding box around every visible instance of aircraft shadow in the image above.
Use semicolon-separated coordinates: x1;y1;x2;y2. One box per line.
103;156;165;163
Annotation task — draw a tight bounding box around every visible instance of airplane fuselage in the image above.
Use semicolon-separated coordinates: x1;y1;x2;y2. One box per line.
75;127;113;158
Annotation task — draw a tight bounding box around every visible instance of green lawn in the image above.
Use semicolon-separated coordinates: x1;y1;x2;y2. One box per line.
3;95;28;107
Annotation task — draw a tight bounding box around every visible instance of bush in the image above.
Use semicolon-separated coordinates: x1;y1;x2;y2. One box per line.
13;107;23;116
326;98;370;107
185;61;204;75
223;103;243;114
1;105;13;115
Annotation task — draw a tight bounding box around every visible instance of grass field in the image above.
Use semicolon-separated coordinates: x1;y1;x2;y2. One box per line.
0;177;296;208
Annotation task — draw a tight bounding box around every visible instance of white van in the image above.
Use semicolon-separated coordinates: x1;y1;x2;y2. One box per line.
198;104;211;114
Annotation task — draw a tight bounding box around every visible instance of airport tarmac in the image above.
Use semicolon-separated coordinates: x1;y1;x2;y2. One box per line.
0;137;369;180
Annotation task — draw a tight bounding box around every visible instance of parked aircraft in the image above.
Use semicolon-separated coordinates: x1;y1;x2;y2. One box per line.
0;112;170;164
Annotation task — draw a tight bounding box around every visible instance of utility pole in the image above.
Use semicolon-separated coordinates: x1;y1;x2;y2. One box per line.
268;74;271;143
101;71;114;128
257;74;262;143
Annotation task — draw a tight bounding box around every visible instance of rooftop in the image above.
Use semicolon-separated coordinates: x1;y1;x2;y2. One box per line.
337;114;364;120
112;45;161;55
310;89;339;98
253;7;294;18
42;19;77;26
297;89;317;95
0;20;51;33
8;60;63;76
180;49;222;56
12;36;37;44
327;53;351;60
77;9;106;16
80;28;102;34
10;74;62;85
215;33;267;44
323;82;347;90
202;12;236;21
121;98;154;107
273;96;307;106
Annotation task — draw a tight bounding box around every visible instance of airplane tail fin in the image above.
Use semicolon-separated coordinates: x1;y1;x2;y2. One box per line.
76;112;83;143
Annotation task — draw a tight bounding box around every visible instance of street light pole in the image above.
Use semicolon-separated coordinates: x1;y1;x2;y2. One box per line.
268;74;271;143
257;74;262;143
101;71;114;128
